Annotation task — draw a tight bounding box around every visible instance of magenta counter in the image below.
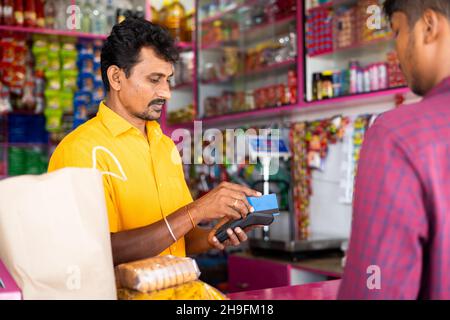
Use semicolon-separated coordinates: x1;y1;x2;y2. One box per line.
227;279;341;300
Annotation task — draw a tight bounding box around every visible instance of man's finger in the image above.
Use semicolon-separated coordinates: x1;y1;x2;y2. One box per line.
226;183;262;197
234;227;248;242
221;204;242;220
226;228;240;246
229;192;254;214
225;196;249;218
210;236;225;250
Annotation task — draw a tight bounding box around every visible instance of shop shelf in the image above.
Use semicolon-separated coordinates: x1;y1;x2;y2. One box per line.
201;58;296;85
201;14;296;50
195;86;412;127
308;36;395;58
200;40;237;50
240;14;296;40
0;25;108;40
307;0;356;11
304;86;410;107
200;0;259;24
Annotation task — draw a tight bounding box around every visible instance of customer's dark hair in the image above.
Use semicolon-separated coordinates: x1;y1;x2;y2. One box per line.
101;18;179;92
384;0;450;26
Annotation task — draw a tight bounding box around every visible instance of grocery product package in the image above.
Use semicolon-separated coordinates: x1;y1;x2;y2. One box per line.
115;255;228;300
117;280;228;300
0;146;125;299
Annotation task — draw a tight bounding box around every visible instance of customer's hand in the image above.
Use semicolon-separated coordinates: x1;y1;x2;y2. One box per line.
190;182;261;223
207;217;263;250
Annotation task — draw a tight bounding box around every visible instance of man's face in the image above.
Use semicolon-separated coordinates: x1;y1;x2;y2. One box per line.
118;47;173;121
391;12;433;96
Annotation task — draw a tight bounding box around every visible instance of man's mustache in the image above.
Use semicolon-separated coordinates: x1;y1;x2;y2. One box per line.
148;99;166;107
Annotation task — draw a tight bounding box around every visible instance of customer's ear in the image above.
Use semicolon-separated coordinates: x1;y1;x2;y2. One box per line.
422;9;440;45
107;65;122;91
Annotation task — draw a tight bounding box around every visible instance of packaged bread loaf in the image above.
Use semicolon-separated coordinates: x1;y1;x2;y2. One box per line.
115;255;201;293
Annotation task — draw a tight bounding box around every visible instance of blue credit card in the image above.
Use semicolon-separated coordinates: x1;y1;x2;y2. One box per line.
247;194;279;214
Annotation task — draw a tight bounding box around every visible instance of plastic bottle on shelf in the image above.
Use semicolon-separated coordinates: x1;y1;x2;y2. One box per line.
349;60;359;94
182;9;195;43
24;0;37;27
35;0;46;28
13;0;24;26
166;0;185;41
321;71;333;99
44;0;56;29
105;0;116;29
91;0;107;34
3;0;15;25
159;0;172;28
312;72;322;101
288;70;298;104
54;0;69;30
81;0;93;33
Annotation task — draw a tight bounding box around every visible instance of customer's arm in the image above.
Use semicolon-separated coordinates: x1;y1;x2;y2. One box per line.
337;121;428;299
111;182;260;265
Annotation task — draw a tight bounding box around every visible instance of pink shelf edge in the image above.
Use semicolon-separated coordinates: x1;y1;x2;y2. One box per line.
0;25;108;40
177;42;194;50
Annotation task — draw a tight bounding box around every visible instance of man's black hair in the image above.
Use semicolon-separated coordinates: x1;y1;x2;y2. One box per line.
101;18;179;92
384;0;450;26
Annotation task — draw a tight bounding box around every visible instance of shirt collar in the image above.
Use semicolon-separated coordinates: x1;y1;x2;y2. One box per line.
97;101;162;141
424;76;450;99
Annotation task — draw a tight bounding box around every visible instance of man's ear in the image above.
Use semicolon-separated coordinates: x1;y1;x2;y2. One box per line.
422;9;441;44
107;65;123;91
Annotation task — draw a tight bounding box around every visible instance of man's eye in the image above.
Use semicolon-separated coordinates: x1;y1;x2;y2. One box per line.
150;78;160;83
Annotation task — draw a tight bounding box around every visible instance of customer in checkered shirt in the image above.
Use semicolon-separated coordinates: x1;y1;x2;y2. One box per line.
339;0;450;299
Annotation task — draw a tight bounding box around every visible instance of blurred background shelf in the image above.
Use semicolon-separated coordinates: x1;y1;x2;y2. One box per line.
199;0;259;24
0;25;108;40
308;36;395;59
201;59;297;85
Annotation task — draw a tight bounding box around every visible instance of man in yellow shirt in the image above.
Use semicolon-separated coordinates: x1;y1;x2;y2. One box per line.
48;18;261;266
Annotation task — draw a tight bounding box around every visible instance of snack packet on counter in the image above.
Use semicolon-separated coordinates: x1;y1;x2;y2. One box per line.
117;280;228;300
115;255;201;293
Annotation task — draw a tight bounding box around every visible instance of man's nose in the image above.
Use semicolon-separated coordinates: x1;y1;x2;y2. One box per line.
157;81;171;101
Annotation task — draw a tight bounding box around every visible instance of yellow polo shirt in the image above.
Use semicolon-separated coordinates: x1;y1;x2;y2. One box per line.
48;102;192;257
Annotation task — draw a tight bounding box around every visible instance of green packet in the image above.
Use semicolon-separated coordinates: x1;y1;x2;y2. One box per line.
44;108;64;133
59;90;74;113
